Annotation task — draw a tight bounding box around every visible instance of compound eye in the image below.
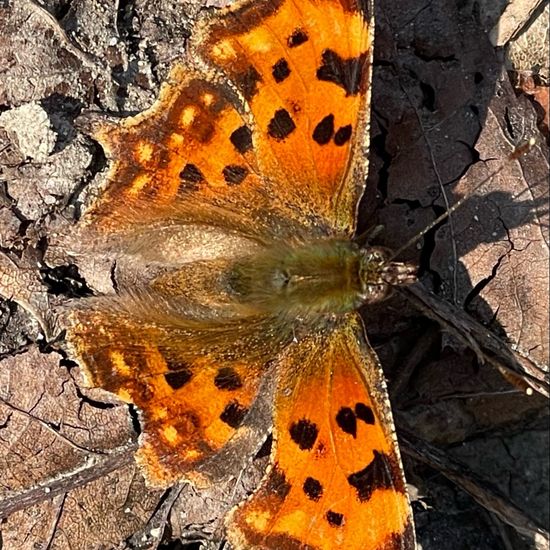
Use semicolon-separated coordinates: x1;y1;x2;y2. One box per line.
367;247;391;265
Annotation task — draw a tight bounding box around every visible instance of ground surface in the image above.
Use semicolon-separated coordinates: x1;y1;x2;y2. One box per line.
0;0;548;549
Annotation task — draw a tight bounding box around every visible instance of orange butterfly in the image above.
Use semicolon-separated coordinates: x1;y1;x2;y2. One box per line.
66;0;417;548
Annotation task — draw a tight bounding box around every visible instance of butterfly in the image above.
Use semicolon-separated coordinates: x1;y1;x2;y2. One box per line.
65;0;418;548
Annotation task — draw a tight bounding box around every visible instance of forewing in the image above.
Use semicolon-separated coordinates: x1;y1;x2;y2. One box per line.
196;0;374;233
79;0;373;236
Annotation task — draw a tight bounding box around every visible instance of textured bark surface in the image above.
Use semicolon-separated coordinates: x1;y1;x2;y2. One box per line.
0;0;548;549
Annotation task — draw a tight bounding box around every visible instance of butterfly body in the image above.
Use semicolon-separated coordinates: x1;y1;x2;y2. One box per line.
230;238;368;316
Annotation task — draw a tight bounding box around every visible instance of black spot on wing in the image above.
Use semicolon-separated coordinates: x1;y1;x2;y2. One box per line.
272;58;291;82
214;367;243;390
164;370;192;390
219;401;248;428
334;124;352;146
230;125;253;153
222;164;248;185
312;114;334;145
266;466;292;500
303;477;323;501
179;163;204;188
326;510;344;527
287;28;308;47
267;108;296;140
289;418;318;450
236;65;262;100
347;451;400;502
336;406;357;437
355;402;375;425
316;49;368;96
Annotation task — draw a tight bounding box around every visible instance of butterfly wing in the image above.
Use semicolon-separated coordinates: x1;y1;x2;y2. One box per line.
196;0;374;233
228;314;415;549
79;0;373;236
66;291;287;487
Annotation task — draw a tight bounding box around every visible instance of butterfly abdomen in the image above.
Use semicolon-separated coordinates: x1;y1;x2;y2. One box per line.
228;238;365;317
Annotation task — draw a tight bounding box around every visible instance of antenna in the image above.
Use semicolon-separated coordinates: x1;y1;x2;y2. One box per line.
386;138;536;263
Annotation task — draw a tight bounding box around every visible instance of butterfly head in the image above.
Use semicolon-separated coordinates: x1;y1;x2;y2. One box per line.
358;247;417;304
